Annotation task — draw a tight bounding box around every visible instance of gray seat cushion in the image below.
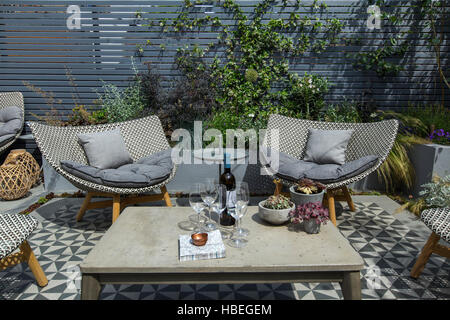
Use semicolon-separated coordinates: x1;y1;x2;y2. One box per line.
303;129;354;165
0;106;23;138
271;151;378;184
60;149;173;188
0;133;16;147
77;128;133;169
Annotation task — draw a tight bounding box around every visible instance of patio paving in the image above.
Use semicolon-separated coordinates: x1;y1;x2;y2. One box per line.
0;190;449;300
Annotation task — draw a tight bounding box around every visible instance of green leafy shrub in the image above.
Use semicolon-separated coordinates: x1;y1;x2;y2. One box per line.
323;100;362;123
98;80;145;123
96;59;147;123
285;73;330;120
419;175;450;208
135;62;165;116
140;0;342;137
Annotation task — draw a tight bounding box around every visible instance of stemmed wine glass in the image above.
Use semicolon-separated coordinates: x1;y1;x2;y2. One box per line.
228;182;250;248
211;184;232;239
189;183;206;233
200;179;218;231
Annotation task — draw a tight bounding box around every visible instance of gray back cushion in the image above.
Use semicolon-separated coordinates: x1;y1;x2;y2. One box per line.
0;106;23;137
303;129;354;165
77;128;133;169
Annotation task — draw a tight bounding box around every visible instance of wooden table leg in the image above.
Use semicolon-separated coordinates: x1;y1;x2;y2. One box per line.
81;274;101;300
340;271;361;300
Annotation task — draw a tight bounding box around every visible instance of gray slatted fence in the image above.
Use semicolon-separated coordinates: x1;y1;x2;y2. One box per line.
0;0;449;158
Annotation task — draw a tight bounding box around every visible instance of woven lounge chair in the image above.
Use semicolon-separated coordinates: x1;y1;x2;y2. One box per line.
410;207;450;278
262;114;398;225
0;213;48;287
0;92;24;154
29;116;176;223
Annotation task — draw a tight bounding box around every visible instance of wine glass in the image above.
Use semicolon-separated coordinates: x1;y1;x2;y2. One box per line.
211;184;232;239
201;179;218;231
189;183;206;233
228;182;250;248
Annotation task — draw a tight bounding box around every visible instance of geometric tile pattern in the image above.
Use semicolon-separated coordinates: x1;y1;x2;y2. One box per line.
0;200;449;300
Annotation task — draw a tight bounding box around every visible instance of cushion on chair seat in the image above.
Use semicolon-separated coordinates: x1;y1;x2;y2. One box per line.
60;149;174;188
0;106;23;138
0;213;38;259
421;207;450;243
0;133;16;147
271;151;378;184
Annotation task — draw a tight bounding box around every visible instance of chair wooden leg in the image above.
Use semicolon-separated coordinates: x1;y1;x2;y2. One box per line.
19;241;48;287
274;179;283;196
410;232;441;279
161;185;172;207
341;186;356;212
76;192;93;222
112;195;121;223
327;190;337;226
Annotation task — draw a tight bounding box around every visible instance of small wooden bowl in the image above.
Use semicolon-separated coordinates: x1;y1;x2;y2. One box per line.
191;233;208;246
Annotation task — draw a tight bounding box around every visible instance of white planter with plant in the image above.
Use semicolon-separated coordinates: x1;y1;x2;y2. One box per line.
289;178;326;206
258;195;295;225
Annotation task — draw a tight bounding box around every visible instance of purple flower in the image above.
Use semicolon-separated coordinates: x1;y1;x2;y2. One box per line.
437;129;445;137
429;130;436;140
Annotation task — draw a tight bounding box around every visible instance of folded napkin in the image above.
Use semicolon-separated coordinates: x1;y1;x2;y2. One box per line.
179;230;226;262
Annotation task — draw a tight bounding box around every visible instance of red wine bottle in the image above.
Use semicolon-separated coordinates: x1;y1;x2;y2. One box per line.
219;153;236;226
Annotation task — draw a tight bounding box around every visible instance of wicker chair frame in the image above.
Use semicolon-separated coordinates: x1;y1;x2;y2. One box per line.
0;92;25;154
410;207;450;279
262;114;399;225
28;116;176;223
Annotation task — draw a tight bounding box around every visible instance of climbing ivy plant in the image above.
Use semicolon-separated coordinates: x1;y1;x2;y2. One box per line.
134;0;344;134
347;0;411;77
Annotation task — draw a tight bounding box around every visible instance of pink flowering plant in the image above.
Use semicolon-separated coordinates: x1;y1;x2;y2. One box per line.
289;202;329;225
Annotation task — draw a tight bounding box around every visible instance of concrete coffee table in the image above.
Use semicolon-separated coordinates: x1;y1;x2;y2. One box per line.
80;206;364;300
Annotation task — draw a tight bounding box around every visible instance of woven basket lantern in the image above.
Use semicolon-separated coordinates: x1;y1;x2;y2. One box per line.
3;149;41;185
0;155;33;200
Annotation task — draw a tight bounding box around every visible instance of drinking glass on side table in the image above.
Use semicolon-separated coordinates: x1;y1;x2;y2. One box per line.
228;182;250;248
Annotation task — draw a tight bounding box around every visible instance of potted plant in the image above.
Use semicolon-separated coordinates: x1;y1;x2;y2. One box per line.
289;202;329;234
289;178;326;206
258;195;295;225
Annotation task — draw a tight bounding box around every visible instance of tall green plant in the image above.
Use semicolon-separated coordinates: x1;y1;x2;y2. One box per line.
375;110;429;193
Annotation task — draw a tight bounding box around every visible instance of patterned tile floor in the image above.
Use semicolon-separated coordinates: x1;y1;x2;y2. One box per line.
0;198;449;300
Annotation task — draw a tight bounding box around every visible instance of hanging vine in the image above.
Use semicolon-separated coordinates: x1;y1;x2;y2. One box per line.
134;0;344;133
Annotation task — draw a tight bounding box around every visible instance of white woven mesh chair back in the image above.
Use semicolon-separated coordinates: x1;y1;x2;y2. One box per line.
263;114;399;189
28;116;175;194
